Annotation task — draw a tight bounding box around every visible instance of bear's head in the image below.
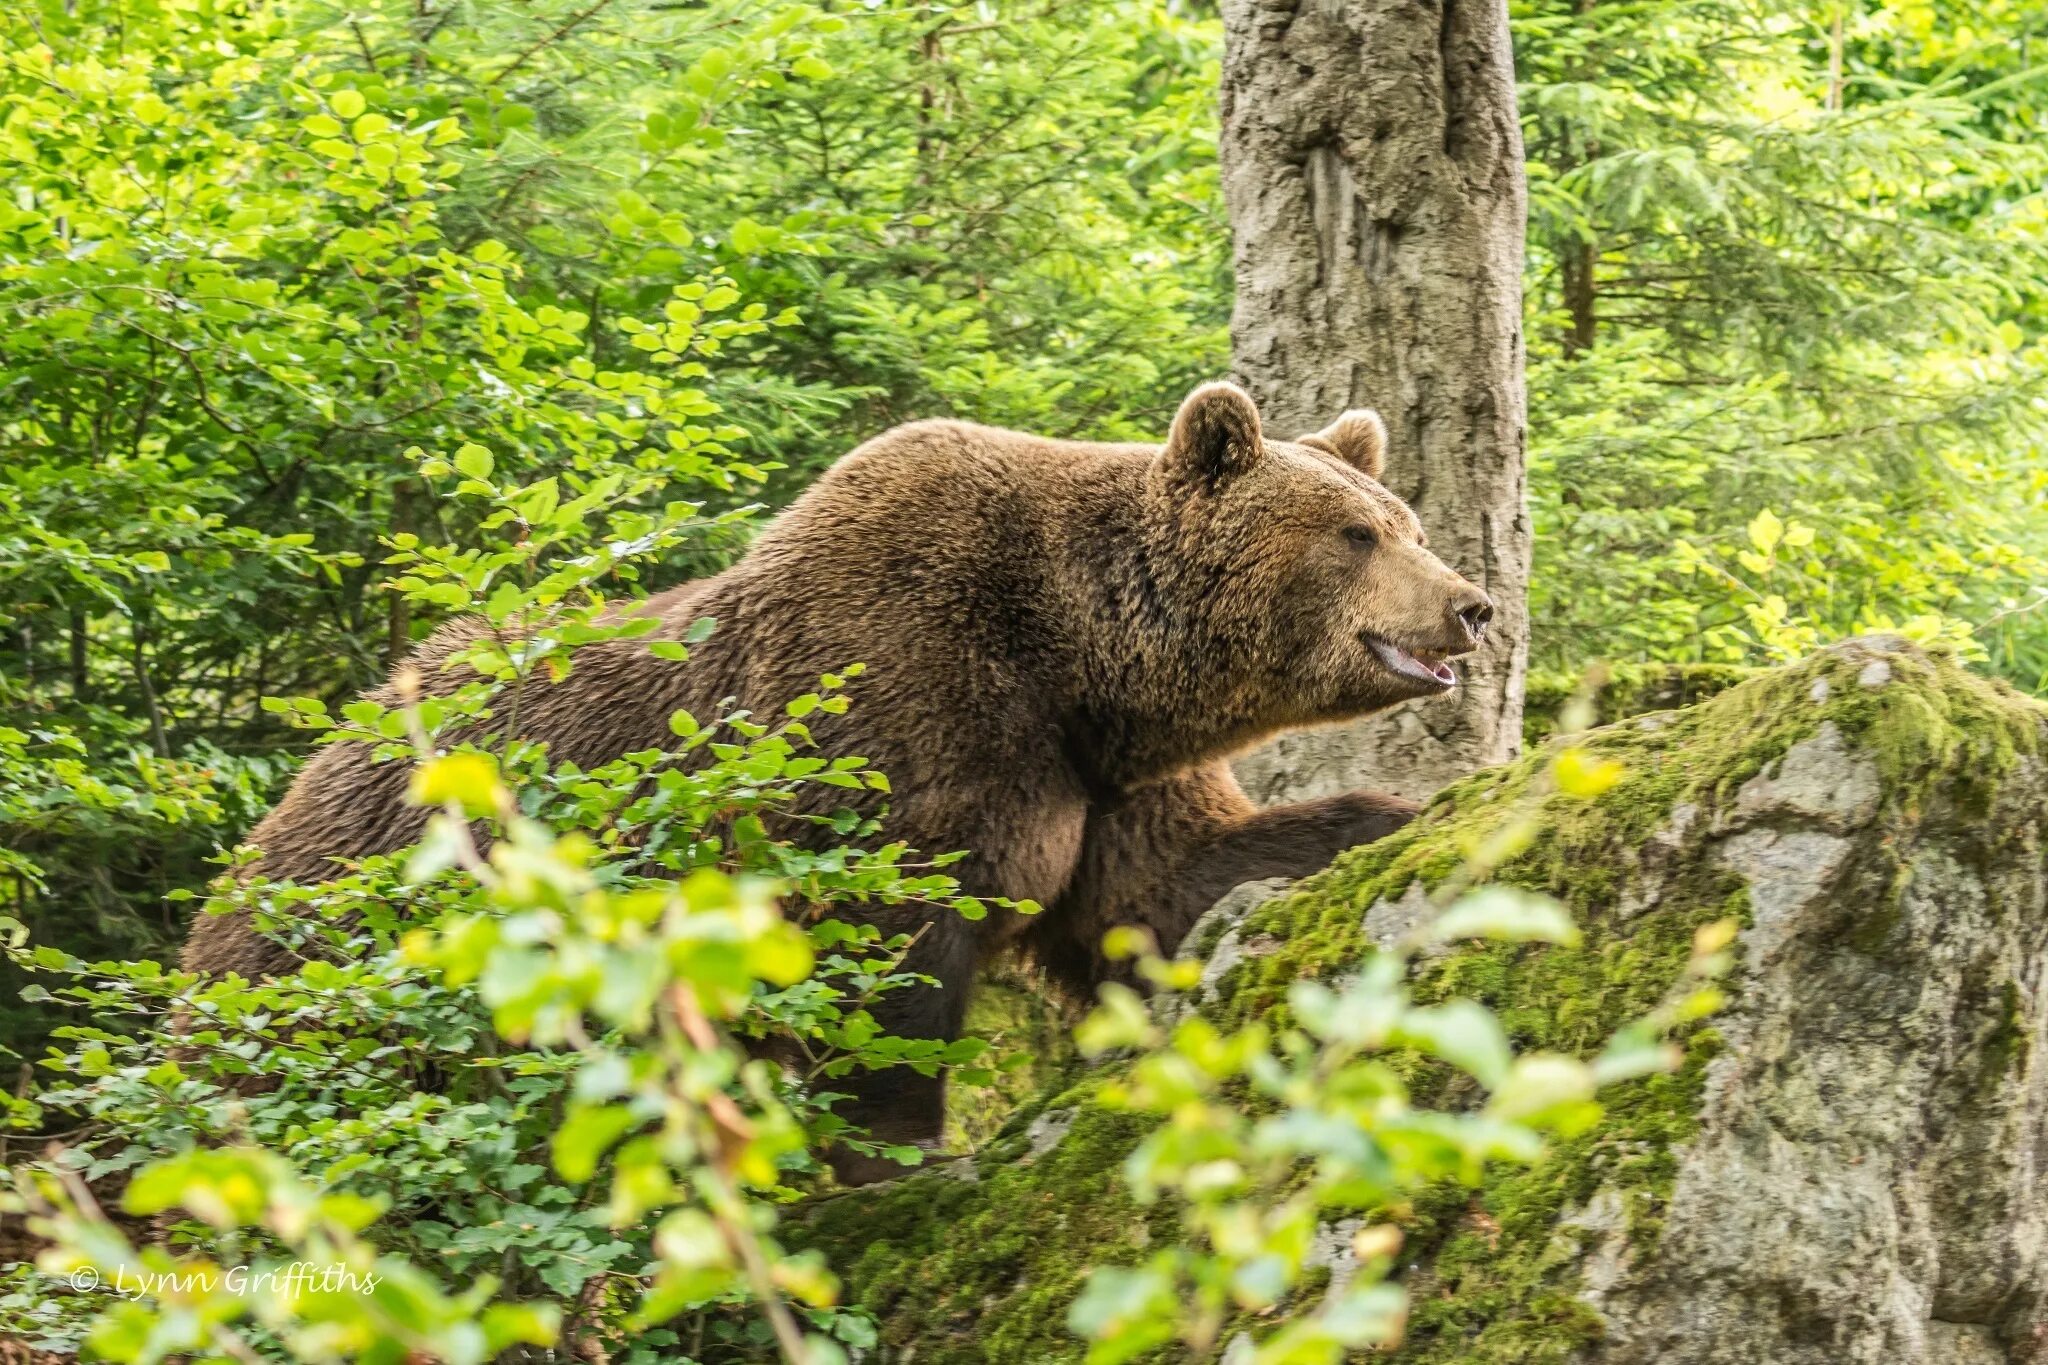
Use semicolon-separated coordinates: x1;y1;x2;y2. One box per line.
1144;381;1495;734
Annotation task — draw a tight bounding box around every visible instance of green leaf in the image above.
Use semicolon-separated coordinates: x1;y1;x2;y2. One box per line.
1393;1000;1514;1089
1067;1265;1175;1359
1427;887;1581;947
552;1104;640;1183
1747;508;1784;554
410;752;501;817
1486;1053;1599;1125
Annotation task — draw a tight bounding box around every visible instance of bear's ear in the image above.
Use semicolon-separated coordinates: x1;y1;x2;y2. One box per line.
1162;382;1264;485
1297;409;1387;480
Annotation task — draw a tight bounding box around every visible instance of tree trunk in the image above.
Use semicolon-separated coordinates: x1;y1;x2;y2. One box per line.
1220;0;1531;803
1561;234;1598;355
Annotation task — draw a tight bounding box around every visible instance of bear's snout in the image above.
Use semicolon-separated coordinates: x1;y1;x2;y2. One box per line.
1452;589;1495;647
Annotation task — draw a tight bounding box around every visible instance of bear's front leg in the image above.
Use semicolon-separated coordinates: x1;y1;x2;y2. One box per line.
808;780;1089;1186
815;907;980;1187
1028;762;1418;997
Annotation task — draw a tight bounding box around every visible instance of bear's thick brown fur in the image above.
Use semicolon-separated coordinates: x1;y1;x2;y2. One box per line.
182;382;1493;1168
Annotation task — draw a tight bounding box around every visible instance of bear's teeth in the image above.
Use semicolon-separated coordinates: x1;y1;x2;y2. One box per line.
1405;647;1457;685
1365;635;1456;688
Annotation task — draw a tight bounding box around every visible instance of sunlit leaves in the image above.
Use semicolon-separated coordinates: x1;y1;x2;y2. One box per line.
452;444;494;481
0;7;985;1361
1523;0;2048;690
1747;508;1785;556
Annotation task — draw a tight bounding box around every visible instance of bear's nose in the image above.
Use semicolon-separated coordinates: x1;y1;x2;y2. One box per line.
1454;592;1495;642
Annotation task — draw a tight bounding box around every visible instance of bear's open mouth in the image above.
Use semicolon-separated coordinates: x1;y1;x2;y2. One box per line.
1363;634;1457;690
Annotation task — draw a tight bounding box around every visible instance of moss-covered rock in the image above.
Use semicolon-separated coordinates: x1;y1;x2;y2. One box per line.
807;638;2048;1364
946;965;1081;1150
1521;660;1755;748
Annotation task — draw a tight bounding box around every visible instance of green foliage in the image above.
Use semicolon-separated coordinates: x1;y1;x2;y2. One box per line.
0;3;1048;1356
0;721;283;1059
7;687;992;1362
0;0;1225;1057
5;415;1027;1363
1519;0;2048;684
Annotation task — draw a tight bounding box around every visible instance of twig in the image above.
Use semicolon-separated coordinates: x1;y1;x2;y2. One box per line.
1977;588;2048;632
489;0;620;87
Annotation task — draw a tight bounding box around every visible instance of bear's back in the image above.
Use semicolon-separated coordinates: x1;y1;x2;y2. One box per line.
183;419;1165;979
763;418;1154;559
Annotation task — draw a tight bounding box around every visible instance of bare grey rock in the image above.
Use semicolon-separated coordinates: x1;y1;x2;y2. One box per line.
1571;660;2048;1365
1617;800;1702;920
1198;877;1295;970
1363;878;1433;951
1558;1188;1632;1299
1307;1216;1366;1295
1731;720;1882;830
1155;877;1295;1024
1022;1108;1075;1161
1715;826;1855;967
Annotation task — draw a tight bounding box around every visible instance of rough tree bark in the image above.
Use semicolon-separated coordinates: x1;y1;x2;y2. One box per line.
1220;0;1532;803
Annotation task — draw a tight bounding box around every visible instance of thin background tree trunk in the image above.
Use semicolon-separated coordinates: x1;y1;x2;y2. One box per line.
1221;0;1532;802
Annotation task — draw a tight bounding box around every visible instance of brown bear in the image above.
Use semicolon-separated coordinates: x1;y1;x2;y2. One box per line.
182;382;1493;1178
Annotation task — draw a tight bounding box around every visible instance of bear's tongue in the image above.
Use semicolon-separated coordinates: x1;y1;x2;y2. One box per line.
1366;635;1457;688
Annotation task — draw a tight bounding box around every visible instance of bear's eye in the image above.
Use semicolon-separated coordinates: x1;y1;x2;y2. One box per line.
1343;525;1377;549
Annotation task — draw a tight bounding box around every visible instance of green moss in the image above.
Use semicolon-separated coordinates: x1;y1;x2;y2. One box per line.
1189;907;1236;960
1522;661;1755;748
947;965;1081;1150
1981;979;2031;1094
806;1096;1164;1363
802;641;2046;1364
